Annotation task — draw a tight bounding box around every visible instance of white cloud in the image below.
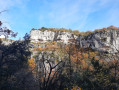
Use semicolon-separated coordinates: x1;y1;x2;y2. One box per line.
38;0;119;31
0;0;29;28
0;0;119;34
38;0;110;29
0;0;29;10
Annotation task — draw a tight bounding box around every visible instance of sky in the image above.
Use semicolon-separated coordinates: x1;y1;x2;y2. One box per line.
0;0;119;39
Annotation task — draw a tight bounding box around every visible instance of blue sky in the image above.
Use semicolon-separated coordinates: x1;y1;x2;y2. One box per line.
0;0;119;39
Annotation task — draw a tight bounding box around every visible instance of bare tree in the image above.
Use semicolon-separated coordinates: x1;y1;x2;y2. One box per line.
34;51;65;90
0;10;17;39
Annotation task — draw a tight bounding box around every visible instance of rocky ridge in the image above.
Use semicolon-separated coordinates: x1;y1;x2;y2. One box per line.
30;28;78;44
30;26;119;53
77;27;119;53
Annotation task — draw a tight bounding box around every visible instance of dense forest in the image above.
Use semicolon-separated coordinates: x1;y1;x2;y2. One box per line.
0;13;119;90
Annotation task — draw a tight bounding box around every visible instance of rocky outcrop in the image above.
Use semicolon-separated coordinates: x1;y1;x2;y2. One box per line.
77;30;119;53
30;29;77;44
30;27;119;53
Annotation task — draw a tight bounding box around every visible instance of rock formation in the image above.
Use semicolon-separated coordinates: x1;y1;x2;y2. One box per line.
77;27;119;53
30;29;78;44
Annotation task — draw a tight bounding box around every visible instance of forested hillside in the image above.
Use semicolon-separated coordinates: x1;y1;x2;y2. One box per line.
0;10;119;89
1;0;119;89
0;24;119;90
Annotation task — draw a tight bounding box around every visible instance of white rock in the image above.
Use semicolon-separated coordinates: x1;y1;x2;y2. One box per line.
30;29;77;44
0;35;5;38
77;30;119;53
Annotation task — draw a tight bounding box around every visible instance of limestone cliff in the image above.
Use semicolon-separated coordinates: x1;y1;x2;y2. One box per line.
30;26;119;53
77;27;119;53
30;28;78;44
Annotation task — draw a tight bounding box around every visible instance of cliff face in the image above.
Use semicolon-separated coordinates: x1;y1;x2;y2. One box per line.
30;29;77;44
30;27;119;53
77;30;119;53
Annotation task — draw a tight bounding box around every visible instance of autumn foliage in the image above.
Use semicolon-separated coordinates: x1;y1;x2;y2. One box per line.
28;58;36;70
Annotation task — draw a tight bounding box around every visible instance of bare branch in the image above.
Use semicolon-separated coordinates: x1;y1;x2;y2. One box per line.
0;10;8;14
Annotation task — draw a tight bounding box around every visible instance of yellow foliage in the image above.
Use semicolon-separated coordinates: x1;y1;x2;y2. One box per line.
112;59;118;64
88;65;93;71
82;62;88;69
52;41;57;45
81;60;86;65
28;58;36;70
37;47;42;51
44;46;60;51
99;59;104;63
64;86;81;90
107;25;119;30
33;47;43;51
94;57;98;61
64;44;98;71
71;86;81;90
72;30;80;35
